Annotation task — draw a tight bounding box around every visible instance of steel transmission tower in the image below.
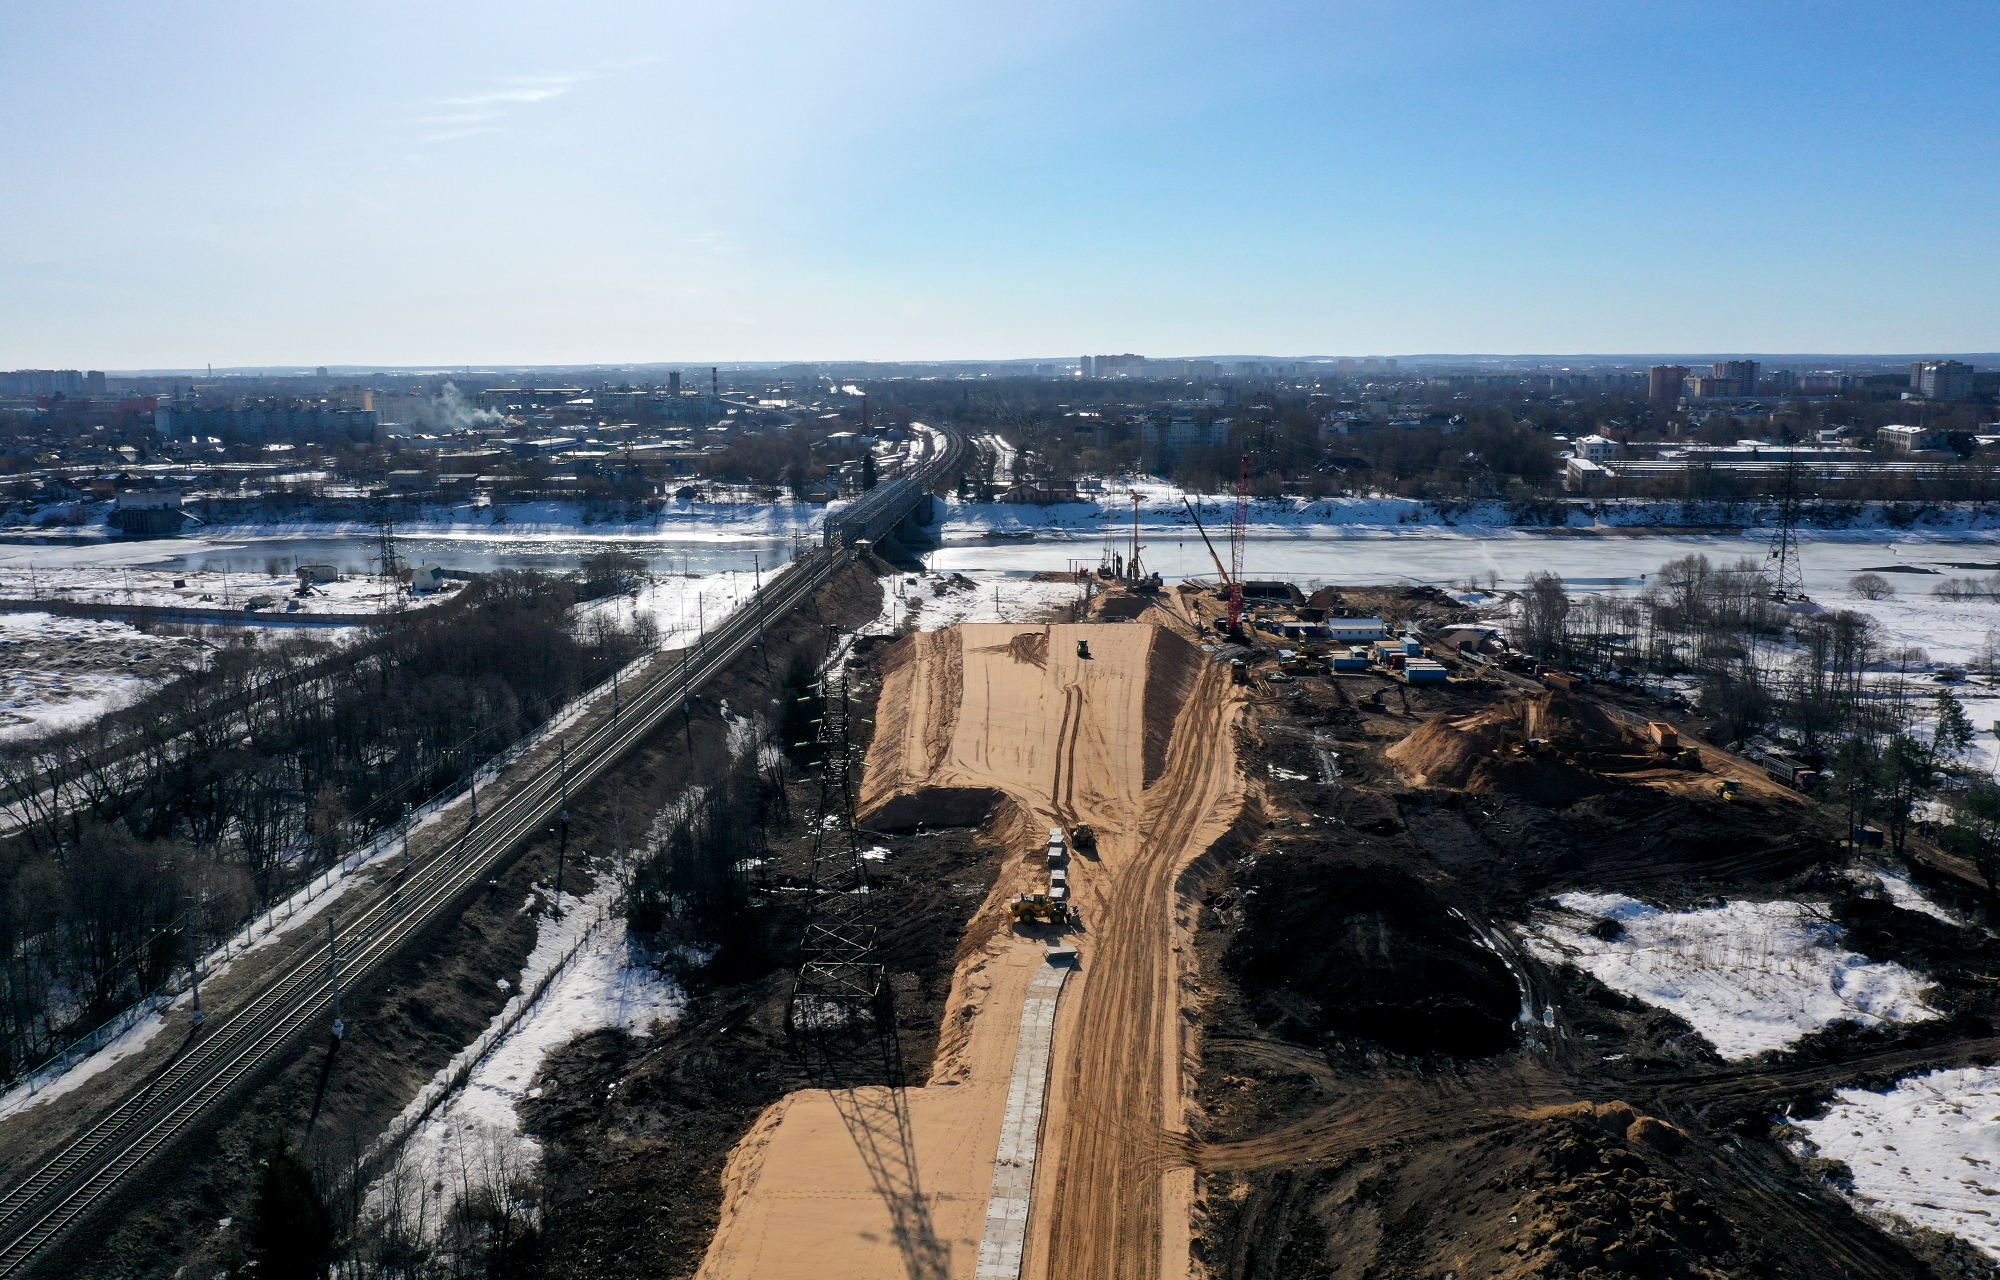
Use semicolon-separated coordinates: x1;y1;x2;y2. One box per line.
788;658;900;1084
1767;458;1806;599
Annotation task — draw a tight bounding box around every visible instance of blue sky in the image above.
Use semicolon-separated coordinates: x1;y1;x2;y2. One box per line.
2;0;1995;367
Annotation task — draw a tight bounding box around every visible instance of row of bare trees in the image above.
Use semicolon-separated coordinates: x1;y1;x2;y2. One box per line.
1513;554;1916;750
0;571;655;1083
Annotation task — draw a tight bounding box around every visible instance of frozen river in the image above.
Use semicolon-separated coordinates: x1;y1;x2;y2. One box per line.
4;519;1998;611
0;531;802;580
929;528;2000;601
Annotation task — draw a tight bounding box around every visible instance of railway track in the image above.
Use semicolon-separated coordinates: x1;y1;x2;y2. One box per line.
0;428;966;1277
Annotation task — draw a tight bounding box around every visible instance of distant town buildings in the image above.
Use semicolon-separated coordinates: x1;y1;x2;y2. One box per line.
0;370;104;396
1648;365;1690;403
1912;360;1976;401
1712;360;1759;397
1877;423;1951;455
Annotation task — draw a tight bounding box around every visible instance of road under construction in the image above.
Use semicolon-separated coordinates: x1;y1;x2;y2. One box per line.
696;617;1254;1280
688;574;2000;1280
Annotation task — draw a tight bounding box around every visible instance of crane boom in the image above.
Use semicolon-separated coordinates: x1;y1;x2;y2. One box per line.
1228;454;1249;633
1181;498;1232;586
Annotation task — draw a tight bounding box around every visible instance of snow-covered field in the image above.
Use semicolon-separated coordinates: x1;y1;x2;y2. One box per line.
0;563;450;617
1796;1066;2000;1260
871;570;1085;635
577;571;760;648
1524;891;1941;1060
366;879;682;1237
0;612;207;738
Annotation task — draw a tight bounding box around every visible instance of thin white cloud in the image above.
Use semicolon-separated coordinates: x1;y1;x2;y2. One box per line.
424;127;504;143
418;72;589;141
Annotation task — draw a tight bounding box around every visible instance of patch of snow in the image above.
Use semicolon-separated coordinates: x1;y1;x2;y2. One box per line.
0;1003;170;1121
868;571;1082;636
365;881;682;1234
1852;866;1963;925
1796;1066;2000;1260
1525;891;1939;1060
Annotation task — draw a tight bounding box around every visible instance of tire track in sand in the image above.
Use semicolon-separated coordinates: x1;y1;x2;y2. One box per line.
1040;660;1247;1280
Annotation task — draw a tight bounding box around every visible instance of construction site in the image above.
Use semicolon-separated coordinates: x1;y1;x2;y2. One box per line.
13;483;2000;1280
636;549;2000;1279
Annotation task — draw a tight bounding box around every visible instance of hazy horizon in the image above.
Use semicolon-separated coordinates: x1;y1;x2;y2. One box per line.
91;351;2000;379
4;1;1995;367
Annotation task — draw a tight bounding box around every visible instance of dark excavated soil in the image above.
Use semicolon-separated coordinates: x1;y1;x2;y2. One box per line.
1223;844;1521;1059
1188;662;2000;1280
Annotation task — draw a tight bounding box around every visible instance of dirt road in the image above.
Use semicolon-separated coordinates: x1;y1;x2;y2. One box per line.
698;622;1249;1280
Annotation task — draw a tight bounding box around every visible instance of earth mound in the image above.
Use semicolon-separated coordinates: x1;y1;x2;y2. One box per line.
1384;689;1650;801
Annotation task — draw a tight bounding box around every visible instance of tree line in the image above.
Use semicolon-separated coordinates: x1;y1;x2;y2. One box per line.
0;569;655;1083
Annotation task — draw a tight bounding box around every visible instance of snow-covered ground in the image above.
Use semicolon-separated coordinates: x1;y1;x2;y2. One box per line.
366;879;682;1237
0;612;208;739
1796;1066;2000;1260
578;571;760;649
870;570;1086;635
1524;891;1940;1060
0;563;452;617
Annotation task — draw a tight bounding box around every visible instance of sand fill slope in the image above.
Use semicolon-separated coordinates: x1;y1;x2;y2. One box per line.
1385;688;1648;799
699;625;1248;1280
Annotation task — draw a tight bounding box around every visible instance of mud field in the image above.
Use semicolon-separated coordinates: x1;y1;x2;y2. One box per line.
1187;656;2000;1280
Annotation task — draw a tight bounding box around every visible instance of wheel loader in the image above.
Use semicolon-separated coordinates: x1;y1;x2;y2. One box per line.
1008;893;1073;926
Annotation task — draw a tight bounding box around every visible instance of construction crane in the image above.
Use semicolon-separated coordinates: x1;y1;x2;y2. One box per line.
1127;491;1146;581
1181;498;1233;591
1228;453;1249;634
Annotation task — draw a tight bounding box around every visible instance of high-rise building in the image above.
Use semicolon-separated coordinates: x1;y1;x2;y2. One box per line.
1648;365;1691;403
1911;360;1975;400
669;370;682;396
1079;355;1094;378
1713;360;1758;397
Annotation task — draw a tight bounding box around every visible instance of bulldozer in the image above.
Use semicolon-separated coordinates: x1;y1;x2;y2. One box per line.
1008;893;1073;926
1068;823;1098;855
1715;778;1741;802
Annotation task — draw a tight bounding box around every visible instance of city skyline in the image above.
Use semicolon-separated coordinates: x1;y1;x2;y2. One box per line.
3;0;1995;366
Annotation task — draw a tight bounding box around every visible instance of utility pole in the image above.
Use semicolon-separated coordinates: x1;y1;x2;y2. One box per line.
467;742;479;824
683;649;694;750
754;553;770;673
554;739;569;918
185;909;204;1029
327;919;344;1042
401;802;413;875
